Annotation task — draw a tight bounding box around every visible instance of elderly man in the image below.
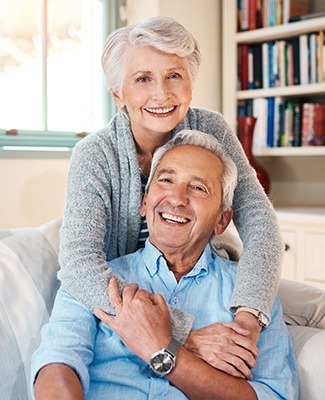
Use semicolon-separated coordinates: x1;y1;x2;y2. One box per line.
31;130;298;399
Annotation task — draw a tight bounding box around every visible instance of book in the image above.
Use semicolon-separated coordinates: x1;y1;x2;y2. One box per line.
284;101;294;146
248;0;257;30
253;43;263;89
290;36;300;85
292;103;302;146
302;103;325;146
240;0;249;31
299;34;309;85
262;42;270;88
253;97;268;150
248;47;254;89
289;0;309;20
239;44;249;90
267;97;275;147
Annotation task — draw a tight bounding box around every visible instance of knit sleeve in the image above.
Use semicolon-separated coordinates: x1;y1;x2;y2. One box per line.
193;109;283;321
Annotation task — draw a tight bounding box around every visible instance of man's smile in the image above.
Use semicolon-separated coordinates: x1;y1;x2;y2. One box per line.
159;212;190;224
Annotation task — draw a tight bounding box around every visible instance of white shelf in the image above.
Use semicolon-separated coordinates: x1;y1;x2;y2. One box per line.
253;146;325;157
236;17;325;43
276;206;325;222
237;83;325;100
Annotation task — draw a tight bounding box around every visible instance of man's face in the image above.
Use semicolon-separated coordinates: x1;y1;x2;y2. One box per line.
140;145;231;259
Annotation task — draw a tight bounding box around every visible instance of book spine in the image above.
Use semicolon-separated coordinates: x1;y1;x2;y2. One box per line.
239;44;249;90
248;0;257;30
240;0;249;31
299;34;309;85
301;103;313;146
248;47;254;89
253;44;263;89
292;103;302;146
262;42;270;88
267;97;275;147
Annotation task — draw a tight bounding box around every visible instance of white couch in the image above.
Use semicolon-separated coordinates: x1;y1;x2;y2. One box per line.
1;219;325;400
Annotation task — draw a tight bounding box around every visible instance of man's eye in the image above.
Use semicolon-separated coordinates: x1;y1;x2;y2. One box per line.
192;186;205;192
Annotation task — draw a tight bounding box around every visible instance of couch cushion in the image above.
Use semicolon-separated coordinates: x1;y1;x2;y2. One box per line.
0;219;61;400
278;279;325;329
288;325;325;400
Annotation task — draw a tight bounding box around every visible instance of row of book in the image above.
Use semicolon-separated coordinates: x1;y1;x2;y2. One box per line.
238;98;325;149
238;0;309;31
238;31;325;90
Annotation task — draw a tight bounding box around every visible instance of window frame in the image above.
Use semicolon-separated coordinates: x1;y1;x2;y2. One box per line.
0;0;124;157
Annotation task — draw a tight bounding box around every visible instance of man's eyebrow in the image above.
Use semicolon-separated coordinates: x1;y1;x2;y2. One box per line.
156;168;176;177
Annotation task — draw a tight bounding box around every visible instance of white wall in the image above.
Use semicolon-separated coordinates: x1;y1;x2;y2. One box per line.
0;157;70;229
0;0;221;229
125;0;221;111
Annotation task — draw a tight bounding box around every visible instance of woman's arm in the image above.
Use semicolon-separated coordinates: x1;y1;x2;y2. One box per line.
188;109;283;324
58;129;194;343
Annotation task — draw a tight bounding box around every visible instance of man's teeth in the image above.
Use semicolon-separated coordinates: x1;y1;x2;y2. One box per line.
145;106;175;114
161;212;188;224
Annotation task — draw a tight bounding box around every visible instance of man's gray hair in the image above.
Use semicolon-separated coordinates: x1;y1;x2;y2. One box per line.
147;130;238;211
101;16;201;93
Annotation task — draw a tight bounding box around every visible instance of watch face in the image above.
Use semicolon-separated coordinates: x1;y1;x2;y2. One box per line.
150;351;174;376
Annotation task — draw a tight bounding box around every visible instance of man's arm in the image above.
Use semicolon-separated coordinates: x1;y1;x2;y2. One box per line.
34;364;84;400
94;279;257;400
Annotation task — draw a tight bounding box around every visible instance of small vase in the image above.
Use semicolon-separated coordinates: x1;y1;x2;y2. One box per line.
237;116;270;194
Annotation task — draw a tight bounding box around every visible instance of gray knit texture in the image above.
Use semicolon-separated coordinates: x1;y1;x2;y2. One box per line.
58;107;283;341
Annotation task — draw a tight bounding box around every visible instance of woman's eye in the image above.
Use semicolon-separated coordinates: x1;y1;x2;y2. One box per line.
168;73;180;79
137;76;150;83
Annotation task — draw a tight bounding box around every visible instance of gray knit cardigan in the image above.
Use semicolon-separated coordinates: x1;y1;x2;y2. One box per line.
58;107;283;342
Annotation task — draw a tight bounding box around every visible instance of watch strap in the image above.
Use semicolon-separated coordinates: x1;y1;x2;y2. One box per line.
235;306;269;327
165;337;182;357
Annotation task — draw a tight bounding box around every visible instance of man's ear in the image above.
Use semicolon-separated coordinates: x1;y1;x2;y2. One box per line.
214;209;233;236
111;90;126;109
140;193;148;217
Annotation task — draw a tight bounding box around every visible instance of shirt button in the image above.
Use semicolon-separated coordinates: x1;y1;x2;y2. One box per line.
173;297;178;303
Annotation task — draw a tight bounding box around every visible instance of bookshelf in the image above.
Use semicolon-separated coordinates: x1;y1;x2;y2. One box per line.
221;1;325;289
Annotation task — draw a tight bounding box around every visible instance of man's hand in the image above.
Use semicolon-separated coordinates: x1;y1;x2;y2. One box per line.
184;322;259;379
94;278;172;363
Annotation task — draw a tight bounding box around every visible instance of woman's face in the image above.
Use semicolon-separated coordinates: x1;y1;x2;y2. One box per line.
112;45;193;141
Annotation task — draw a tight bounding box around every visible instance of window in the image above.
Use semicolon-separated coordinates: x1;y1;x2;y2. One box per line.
0;0;124;151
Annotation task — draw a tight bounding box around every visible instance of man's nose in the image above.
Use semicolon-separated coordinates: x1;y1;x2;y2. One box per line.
168;185;189;207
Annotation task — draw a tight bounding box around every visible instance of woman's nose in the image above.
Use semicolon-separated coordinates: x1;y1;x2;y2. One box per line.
151;80;170;103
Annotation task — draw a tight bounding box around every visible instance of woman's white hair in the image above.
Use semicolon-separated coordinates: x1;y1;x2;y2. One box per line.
146;130;238;211
101;16;201;93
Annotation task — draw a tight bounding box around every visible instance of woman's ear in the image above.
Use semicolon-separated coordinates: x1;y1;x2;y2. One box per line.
140;194;148;217
214;209;233;236
111;90;126;109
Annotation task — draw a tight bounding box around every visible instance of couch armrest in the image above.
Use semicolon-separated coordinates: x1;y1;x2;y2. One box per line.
0;218;61;400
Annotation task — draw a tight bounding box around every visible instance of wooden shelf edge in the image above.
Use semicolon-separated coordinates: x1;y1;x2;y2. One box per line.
236;17;325;43
253;146;325;156
237;83;325;100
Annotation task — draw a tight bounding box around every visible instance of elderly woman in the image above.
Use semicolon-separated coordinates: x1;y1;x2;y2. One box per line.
58;16;283;375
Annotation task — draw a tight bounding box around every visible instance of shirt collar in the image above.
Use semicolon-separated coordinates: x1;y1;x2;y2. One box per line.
141;239;214;278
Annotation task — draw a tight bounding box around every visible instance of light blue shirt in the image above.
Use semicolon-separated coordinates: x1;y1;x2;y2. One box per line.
31;241;299;399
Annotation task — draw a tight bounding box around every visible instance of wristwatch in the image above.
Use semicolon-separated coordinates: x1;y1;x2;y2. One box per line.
235;306;269;328
149;338;181;377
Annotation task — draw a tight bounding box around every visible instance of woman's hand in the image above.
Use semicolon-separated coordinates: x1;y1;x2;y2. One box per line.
94;278;172;363
184;321;259;379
